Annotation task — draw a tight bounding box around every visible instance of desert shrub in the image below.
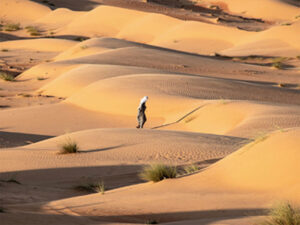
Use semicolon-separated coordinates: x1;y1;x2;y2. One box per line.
139;164;177;182
0;72;15;81
4;23;20;31
1;49;8;52
184;164;199;174
74;37;88;42
25;26;41;36
94;181;105;194
76;180;105;194
261;202;300;225
272;62;284;69
80;45;88;50
0;207;5;213
37;77;47;81
59;137;79;154
272;57;288;69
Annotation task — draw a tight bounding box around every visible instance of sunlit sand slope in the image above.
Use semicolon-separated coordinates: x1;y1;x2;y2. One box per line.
193;128;300;198
161;101;300;138
38;65;163;97
3;2;299;56
38;129;300;224
0;38;76;52
221;21;300;57
0;0;50;23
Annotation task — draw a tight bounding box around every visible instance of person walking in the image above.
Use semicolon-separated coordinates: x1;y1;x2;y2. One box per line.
136;96;148;129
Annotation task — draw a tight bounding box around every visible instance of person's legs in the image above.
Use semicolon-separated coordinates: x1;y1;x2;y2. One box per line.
137;114;142;128
141;115;147;128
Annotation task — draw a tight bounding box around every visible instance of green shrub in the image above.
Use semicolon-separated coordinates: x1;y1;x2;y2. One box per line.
261;202;300;225
59;137;79;154
76;180;105;194
80;45;88;50
184;164;199;174
0;72;15;81
37;77;47;81
4;23;20;31
139;164;177;182
25;26;41;36
94;181;105;194
272;62;284;69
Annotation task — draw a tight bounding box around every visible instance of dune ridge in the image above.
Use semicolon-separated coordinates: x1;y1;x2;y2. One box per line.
1;1;300;225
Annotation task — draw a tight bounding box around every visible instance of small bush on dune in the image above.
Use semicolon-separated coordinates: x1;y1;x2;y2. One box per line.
59;137;79;154
261;202;300;225
139;164;177;182
37;76;47;81
0;72;15;82
4;23;20;32
272;57;287;70
94;181;105;194
25;26;41;36
76;180;105;194
272;62;284;69
184;164;199;174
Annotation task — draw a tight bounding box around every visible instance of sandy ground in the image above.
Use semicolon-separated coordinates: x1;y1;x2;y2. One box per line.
0;0;300;225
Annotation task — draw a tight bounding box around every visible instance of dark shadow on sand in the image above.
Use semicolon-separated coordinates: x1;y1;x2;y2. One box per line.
0;131;54;148
0;207;267;224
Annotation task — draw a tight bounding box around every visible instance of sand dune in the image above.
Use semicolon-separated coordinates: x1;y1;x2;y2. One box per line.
193;128;300;197
35;8;85;29
0;38;76;52
35;129;300;224
0;0;50;23
20;37;299;85
41;5;300;56
12;128;245;168
221;21;300;57
150;20;249;54
62;6;145;37
55;6;251;55
160;100;300;138
117;13;181;43
1;1;300;224
2;2;299;56
0;103;136;136
38;64;164;97
204;0;300;21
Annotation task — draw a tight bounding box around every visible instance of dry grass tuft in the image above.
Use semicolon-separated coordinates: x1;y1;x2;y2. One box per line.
139;164;177;182
59;137;79;154
25;26;41;36
261;202;300;225
0;72;15;82
4;23;20;31
184;164;199;174
76;180;105;194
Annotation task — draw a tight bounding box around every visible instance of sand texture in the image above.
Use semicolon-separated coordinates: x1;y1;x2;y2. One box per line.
1;0;300;224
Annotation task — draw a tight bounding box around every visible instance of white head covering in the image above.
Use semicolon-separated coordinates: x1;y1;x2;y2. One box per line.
138;96;148;108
